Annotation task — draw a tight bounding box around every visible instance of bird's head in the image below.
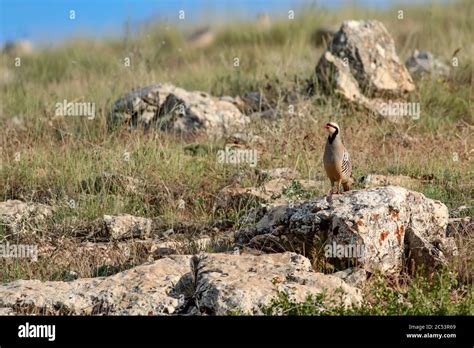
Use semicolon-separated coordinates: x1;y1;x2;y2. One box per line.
324;122;339;135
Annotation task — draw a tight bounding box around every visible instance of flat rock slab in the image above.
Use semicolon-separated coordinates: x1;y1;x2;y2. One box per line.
236;186;455;274
0;256;187;315
0;252;361;315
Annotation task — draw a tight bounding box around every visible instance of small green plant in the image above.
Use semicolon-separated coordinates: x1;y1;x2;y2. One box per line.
271;180;317;200
261;269;473;316
262;291;334;315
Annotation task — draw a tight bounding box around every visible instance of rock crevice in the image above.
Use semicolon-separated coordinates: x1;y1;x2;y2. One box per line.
0;252;361;316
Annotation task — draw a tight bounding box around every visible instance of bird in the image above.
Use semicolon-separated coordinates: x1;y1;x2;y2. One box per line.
323;122;353;194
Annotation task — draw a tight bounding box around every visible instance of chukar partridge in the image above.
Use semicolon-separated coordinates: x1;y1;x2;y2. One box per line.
323;122;353;194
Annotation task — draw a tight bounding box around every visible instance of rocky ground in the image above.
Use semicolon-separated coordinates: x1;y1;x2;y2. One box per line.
0;2;473;315
0;180;471;315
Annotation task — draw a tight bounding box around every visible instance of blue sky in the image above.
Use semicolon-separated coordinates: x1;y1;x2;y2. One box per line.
0;0;438;46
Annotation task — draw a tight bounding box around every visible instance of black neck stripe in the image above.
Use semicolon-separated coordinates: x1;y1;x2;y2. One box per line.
328;127;339;144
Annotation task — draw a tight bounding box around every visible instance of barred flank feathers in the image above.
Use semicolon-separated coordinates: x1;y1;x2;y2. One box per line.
342;149;352;177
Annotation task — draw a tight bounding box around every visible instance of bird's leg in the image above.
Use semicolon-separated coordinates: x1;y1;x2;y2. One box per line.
328;181;335;196
335;179;342;194
342;180;351;192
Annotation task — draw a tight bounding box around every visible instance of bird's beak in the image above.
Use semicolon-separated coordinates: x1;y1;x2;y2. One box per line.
324;125;330;129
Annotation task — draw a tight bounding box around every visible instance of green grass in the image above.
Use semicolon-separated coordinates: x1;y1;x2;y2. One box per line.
262;269;473;315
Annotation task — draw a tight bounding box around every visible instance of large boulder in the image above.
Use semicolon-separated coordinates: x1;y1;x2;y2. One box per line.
315;20;415;117
109;83;249;137
235;186;455;275
0;252;361;315
109;84;160;128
